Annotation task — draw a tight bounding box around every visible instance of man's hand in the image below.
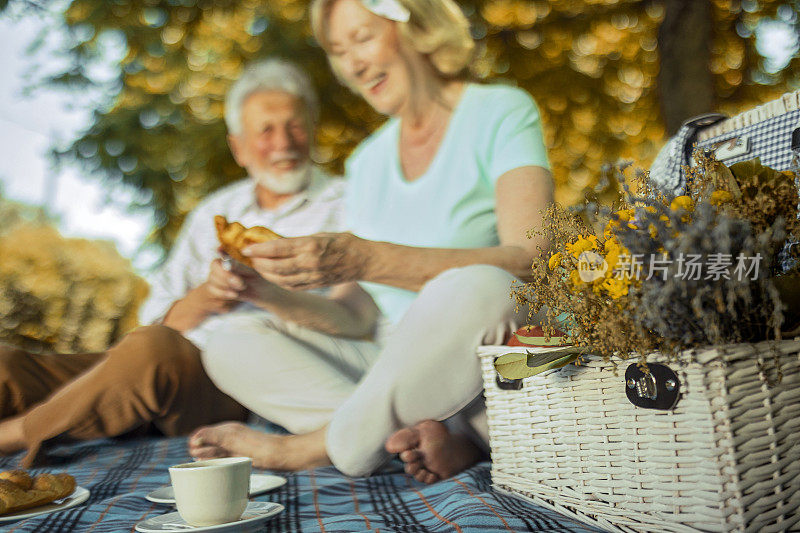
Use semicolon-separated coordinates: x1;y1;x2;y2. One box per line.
224;259;285;308
203;258;246;309
243;233;369;291
162;259;244;332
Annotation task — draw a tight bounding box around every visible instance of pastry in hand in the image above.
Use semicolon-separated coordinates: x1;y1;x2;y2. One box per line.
214;215;282;268
0;471;76;515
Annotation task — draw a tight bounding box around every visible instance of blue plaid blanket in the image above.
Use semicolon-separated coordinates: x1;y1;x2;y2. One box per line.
0;434;602;532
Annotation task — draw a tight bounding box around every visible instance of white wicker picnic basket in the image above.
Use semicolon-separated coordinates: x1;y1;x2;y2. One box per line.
479;89;800;532
478;339;800;532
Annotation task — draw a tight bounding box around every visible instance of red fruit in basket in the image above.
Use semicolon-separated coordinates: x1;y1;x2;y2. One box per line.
507;325;570;347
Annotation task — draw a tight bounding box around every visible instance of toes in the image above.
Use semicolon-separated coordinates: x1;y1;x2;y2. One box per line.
406;462;441;484
413;468;439;484
399;449;422;463
385;428;420;454
191;445;229;460
404;461;423;476
189;427;213;447
421;471;439;484
189;422;243;448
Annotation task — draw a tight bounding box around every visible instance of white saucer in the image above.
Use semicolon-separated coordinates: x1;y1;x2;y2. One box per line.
0;486;90;522
145;474;286;504
135;501;284;532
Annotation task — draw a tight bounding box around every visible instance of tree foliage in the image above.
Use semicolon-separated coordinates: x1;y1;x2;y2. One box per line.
0;193;148;353
30;0;800;251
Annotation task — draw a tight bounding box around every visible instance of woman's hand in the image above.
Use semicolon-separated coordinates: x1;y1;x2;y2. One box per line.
243;232;369;290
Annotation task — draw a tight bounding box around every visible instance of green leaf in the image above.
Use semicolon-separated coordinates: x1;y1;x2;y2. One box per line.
514;332;570;346
494;347;583;380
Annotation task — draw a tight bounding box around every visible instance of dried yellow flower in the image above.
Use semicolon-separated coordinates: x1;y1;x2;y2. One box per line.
600;277;629;299
603;239;625;271
604;208;636;237
709;190;733;206
566;235;598;258
669;195;694;212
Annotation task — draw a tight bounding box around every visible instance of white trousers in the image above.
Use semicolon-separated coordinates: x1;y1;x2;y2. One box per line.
202;265;526;476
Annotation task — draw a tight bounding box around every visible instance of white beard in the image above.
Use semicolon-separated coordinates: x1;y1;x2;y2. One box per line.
250;161;313;195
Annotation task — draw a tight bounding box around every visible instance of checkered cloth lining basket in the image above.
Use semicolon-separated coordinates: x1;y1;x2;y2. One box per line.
649;90;800;273
478;339;800;533
650;90;800;195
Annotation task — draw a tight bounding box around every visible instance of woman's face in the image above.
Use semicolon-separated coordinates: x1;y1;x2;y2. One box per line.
326;0;413;116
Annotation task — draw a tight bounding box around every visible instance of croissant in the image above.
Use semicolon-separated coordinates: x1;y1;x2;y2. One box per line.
0;470;32;490
214;215;282;268
0;471;75;515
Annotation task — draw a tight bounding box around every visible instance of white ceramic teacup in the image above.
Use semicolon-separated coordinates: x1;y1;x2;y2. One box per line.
168;457;252;527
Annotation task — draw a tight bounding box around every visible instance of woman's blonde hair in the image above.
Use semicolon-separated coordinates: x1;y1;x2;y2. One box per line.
310;0;475;78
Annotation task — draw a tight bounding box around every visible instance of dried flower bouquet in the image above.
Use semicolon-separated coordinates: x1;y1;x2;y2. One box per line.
513;155;799;363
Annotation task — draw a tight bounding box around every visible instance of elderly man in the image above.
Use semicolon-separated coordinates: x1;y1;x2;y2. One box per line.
0;58;354;466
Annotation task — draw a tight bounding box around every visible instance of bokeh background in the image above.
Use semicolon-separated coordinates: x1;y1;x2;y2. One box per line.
0;0;798;352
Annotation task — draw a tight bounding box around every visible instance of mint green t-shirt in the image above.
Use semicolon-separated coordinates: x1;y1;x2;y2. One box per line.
345;83;550;324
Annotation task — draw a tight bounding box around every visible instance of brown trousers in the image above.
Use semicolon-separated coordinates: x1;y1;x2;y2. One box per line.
0;325;247;467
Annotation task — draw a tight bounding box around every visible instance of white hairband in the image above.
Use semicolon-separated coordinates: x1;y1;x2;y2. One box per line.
361;0;410;22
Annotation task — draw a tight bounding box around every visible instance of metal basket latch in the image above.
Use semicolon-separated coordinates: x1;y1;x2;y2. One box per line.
495;374;524;390
625;363;681;410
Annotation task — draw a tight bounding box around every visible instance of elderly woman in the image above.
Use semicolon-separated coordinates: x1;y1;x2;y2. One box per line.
190;0;552;482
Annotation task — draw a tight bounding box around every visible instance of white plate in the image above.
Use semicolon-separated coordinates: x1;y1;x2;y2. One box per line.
135;501;283;532
145;474;286;504
0;486;90;522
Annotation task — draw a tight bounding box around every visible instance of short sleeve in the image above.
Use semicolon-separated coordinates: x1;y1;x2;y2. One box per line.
486;88;550;182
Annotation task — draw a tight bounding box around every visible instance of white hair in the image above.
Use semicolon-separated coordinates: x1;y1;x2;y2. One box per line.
224;58;320;135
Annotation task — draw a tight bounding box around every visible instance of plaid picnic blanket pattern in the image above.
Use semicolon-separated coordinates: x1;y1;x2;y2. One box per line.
0;433;603;532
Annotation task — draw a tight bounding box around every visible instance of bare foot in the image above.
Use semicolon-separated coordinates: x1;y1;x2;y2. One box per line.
385;420;482;484
187;421;331;471
0;416;26;455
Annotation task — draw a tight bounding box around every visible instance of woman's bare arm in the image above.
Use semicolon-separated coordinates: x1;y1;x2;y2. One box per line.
246;165;553;291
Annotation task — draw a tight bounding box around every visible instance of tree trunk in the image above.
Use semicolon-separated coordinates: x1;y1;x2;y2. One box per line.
657;0;715;135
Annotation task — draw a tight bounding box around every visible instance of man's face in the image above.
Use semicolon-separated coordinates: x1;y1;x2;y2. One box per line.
229;90;313;193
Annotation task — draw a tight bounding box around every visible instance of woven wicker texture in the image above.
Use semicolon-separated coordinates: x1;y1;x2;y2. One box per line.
479;340;800;532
